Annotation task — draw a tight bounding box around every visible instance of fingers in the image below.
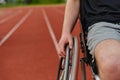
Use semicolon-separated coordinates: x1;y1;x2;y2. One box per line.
58;40;66;58
68;37;73;49
58;35;73;58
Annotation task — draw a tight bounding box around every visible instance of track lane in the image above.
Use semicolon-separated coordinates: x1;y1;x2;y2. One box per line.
0;8;21;20
43;7;64;41
0;8;30;44
0;6;59;80
42;8;59;54
0;10;22;24
0;9;32;46
53;7;64;15
55;5;65;12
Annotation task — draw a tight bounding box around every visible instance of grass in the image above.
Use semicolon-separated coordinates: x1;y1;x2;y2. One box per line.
0;2;65;8
0;4;25;8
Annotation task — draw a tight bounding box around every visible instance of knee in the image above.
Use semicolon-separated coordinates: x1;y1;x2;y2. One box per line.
99;58;120;80
101;58;119;74
95;39;120;74
94;39;120;79
97;54;120;80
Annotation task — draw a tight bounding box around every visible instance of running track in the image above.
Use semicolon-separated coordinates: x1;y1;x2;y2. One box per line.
0;5;92;80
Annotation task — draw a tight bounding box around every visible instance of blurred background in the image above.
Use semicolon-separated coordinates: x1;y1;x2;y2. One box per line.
0;0;65;7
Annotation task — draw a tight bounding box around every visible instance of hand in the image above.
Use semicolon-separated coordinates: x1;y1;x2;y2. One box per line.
58;33;73;58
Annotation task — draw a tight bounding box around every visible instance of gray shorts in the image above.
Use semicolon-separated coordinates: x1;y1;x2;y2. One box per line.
87;22;120;58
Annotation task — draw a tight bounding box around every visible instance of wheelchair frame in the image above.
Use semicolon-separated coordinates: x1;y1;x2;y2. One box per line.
56;34;101;80
56;36;79;80
80;32;100;80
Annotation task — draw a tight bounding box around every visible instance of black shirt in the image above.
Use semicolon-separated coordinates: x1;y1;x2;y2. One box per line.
80;0;120;28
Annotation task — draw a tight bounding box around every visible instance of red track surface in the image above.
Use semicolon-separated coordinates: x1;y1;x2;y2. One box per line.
0;5;92;80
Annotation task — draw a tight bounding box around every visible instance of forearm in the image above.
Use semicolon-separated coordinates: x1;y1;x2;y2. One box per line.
62;0;80;35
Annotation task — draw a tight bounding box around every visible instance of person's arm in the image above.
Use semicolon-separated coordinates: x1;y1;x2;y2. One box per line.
58;0;80;58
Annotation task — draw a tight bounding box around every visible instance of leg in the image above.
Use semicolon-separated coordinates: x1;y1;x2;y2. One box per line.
95;39;120;80
87;22;120;80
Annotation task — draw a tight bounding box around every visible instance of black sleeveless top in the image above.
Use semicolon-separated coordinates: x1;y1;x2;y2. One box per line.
80;0;120;29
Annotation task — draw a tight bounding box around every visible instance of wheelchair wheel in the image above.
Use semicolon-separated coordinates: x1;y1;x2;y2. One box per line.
56;36;79;80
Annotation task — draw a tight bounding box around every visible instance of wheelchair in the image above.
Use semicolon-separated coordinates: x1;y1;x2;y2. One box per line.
56;29;101;80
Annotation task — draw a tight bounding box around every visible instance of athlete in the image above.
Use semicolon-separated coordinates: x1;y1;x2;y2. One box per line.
58;0;120;80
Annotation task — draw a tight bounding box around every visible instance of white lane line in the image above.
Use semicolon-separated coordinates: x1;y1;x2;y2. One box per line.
53;7;64;15
0;10;22;24
0;9;33;46
42;8;60;53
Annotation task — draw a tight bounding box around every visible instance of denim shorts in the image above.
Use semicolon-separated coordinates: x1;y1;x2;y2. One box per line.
87;22;120;58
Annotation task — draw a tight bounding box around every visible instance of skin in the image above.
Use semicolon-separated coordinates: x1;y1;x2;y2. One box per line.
95;39;120;80
58;0;80;57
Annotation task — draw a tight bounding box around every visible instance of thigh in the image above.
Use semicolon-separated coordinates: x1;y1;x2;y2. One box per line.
87;22;120;58
87;22;120;79
95;39;120;80
95;39;120;65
